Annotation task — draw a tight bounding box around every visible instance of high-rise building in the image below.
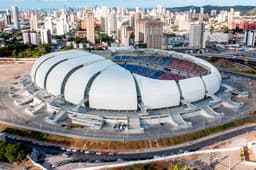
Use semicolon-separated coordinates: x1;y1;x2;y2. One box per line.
100;17;107;32
175;13;190;31
44;17;53;34
11;6;20;29
120;25;133;47
230;8;235;16
30;12;38;31
134;12;142;32
86;10;95;44
30;32;39;45
210;10;217;17
56;18;65;35
40;29;52;44
129;13;135;27
244;30;256;47
135;19;163;49
199;7;204;22
110;12;117;34
22;31;30;44
22;30;39;45
5;9;12;25
189;23;206;48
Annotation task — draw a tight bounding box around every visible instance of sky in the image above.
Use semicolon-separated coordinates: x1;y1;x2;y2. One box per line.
1;0;256;9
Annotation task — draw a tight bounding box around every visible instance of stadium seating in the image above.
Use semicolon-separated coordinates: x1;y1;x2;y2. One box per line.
165;58;207;76
114;55;172;66
158;73;183;81
114;55;207;79
119;64;183;80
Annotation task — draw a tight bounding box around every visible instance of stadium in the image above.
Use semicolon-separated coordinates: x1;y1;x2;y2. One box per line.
13;48;226;135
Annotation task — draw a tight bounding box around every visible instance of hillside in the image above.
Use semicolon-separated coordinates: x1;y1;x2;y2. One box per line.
166;5;256;14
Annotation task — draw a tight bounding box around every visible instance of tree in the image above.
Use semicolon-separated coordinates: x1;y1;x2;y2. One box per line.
11;49;17;57
5;144;20;163
0;142;5;161
172;25;179;32
210;25;214;32
0;142;31;163
223;26;229;33
97;33;114;45
173;164;180;170
184;166;191;170
17;51;24;58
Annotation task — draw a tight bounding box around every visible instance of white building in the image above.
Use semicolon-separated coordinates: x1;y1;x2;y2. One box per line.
22;31;30;44
44;17;53;34
40;29;51;44
11;6;19;29
175;13;190;31
86;10;95;44
207;32;229;43
244;30;256;47
22;30;39;45
30;12;38;31
217;10;228;22
5;9;11;25
56;18;65;35
189;23;206;48
30;32;39;45
100;16;109;33
110;12;117;34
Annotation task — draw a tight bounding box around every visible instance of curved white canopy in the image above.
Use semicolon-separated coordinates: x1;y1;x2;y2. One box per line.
178;77;206;102
34;50;86;88
202;73;221;95
64;60;115;105
31;50;221;111
134;74;180;109
89;65;137;110
46;54;104;96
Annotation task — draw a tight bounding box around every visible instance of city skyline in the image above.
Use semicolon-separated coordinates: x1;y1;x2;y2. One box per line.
1;0;256;9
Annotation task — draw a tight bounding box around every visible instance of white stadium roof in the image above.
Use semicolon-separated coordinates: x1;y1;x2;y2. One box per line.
31;50;221;111
134;74;180;109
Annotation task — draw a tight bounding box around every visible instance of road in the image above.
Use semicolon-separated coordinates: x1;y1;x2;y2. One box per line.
3;123;256;169
194;52;256;62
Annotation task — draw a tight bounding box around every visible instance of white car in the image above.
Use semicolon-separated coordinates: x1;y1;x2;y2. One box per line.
95;152;102;155
84;150;90;154
72;149;77;152
117;158;123;162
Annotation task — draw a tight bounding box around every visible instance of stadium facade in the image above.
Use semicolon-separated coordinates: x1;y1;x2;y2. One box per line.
30;49;221;111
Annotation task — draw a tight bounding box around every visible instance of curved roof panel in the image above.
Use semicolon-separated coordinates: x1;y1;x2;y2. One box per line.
178;77;206;102
202;73;221;95
134;74;180;109
34;50;87;88
46;54;104;96
30;50;221;111
89;65;137;110
64;60;115;105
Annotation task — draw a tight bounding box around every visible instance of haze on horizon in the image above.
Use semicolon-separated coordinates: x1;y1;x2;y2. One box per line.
0;0;256;9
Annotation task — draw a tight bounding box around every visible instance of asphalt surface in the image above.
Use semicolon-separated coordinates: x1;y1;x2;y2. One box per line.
3;123;256;168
